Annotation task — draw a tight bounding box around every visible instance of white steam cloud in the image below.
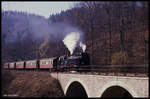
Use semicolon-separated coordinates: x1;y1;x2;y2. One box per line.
79;42;86;52
63;32;80;55
63;32;86;55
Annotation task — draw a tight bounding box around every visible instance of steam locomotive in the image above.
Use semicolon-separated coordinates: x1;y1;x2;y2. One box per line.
3;52;90;72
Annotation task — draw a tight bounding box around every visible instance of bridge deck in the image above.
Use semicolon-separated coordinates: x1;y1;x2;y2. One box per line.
52;71;148;77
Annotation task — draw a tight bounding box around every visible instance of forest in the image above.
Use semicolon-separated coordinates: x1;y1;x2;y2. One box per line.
1;1;149;66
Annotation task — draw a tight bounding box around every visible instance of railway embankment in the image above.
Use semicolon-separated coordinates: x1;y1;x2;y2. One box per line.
2;70;64;98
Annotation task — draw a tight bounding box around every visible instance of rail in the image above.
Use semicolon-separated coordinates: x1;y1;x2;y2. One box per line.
52;64;148;76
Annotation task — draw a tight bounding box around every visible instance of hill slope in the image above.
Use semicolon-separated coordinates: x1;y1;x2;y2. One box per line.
2;70;64;98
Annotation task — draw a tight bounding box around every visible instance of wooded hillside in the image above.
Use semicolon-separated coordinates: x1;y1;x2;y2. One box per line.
2;1;148;65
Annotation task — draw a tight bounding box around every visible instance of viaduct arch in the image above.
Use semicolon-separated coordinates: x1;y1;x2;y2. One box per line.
101;86;132;97
65;80;134;97
66;81;88;97
51;73;149;97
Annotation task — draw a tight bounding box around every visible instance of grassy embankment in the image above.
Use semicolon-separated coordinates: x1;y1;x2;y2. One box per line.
2;70;64;98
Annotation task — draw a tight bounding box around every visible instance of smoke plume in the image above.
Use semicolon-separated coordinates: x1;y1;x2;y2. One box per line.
63;32;80;55
79;42;86;52
63;32;86;55
2;10;87;54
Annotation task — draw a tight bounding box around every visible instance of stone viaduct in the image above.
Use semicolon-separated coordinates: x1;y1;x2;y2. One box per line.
51;72;149;98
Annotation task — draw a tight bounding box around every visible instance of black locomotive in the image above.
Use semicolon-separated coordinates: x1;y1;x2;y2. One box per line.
55;52;90;71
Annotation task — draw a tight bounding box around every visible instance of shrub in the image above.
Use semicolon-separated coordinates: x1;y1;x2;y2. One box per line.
111;51;128;65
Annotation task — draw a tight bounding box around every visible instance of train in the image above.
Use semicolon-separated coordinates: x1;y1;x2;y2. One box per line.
3;52;90;72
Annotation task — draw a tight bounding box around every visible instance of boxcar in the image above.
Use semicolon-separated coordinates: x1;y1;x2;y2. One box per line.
16;61;25;69
39;58;55;70
9;62;16;69
25;60;38;69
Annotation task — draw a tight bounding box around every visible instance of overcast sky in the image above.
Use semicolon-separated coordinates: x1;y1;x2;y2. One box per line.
2;2;76;18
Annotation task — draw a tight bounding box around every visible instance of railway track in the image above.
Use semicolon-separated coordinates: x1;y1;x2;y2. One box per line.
5;69;148;77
